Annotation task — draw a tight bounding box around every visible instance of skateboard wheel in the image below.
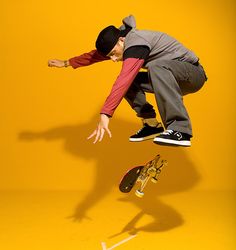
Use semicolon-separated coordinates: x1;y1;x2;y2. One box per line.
151;177;158;183
135;190;144;198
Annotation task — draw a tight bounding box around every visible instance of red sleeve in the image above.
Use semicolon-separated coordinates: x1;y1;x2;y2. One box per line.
100;58;144;117
68;50;109;69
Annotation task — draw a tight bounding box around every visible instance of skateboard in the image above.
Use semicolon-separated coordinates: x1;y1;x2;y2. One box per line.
119;155;167;198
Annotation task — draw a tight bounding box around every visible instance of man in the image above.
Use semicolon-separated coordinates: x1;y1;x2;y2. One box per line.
48;15;207;147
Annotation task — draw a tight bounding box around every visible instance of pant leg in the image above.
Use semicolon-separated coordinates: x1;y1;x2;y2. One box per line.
125;72;156;119
147;60;207;136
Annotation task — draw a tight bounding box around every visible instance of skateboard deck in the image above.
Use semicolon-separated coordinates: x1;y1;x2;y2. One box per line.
119;155;167;197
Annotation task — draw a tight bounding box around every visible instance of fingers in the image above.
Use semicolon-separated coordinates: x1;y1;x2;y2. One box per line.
87;129;101;144
105;127;112;138
48;60;55;67
87;130;97;140
87;127;111;144
99;128;105;142
48;59;62;67
94;128;101;144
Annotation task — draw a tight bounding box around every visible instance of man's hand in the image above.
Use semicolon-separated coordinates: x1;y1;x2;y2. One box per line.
48;59;68;68
87;114;112;143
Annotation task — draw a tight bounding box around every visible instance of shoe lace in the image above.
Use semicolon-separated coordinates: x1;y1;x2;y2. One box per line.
162;129;174;135
136;127;145;135
136;123;149;135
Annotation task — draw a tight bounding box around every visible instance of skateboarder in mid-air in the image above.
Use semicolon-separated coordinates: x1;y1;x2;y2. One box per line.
48;15;207;147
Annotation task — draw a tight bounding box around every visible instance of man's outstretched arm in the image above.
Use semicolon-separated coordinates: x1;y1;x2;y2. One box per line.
48;49;109;68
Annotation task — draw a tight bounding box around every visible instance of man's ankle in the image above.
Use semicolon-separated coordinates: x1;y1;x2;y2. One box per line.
142;118;158;127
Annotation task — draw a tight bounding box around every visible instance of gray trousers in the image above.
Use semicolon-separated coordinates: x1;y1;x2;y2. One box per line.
125;60;207;136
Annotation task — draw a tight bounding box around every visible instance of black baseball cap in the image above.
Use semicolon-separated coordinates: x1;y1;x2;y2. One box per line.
95;25;121;56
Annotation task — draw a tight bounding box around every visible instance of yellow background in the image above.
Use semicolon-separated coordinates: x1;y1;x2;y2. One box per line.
1;0;235;249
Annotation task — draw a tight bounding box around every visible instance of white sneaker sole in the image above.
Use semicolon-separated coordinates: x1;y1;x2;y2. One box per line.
153;137;191;147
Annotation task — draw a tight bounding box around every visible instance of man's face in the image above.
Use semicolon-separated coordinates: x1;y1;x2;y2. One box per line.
107;38;125;62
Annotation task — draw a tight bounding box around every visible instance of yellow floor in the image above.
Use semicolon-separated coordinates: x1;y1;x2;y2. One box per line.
0;189;235;250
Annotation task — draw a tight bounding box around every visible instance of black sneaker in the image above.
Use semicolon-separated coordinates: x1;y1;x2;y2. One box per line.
153;130;191;147
129;123;164;142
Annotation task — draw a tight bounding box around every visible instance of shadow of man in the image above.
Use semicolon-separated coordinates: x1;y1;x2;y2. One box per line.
19;114;200;233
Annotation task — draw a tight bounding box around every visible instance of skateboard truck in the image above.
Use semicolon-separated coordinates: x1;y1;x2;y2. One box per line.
119;154;167;198
135;155;167;198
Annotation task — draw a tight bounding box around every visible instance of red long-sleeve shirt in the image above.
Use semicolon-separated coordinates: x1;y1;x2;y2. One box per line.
69;50;109;68
69;47;149;117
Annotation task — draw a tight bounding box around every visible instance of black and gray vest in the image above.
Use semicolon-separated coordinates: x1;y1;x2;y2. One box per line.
120;15;198;68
